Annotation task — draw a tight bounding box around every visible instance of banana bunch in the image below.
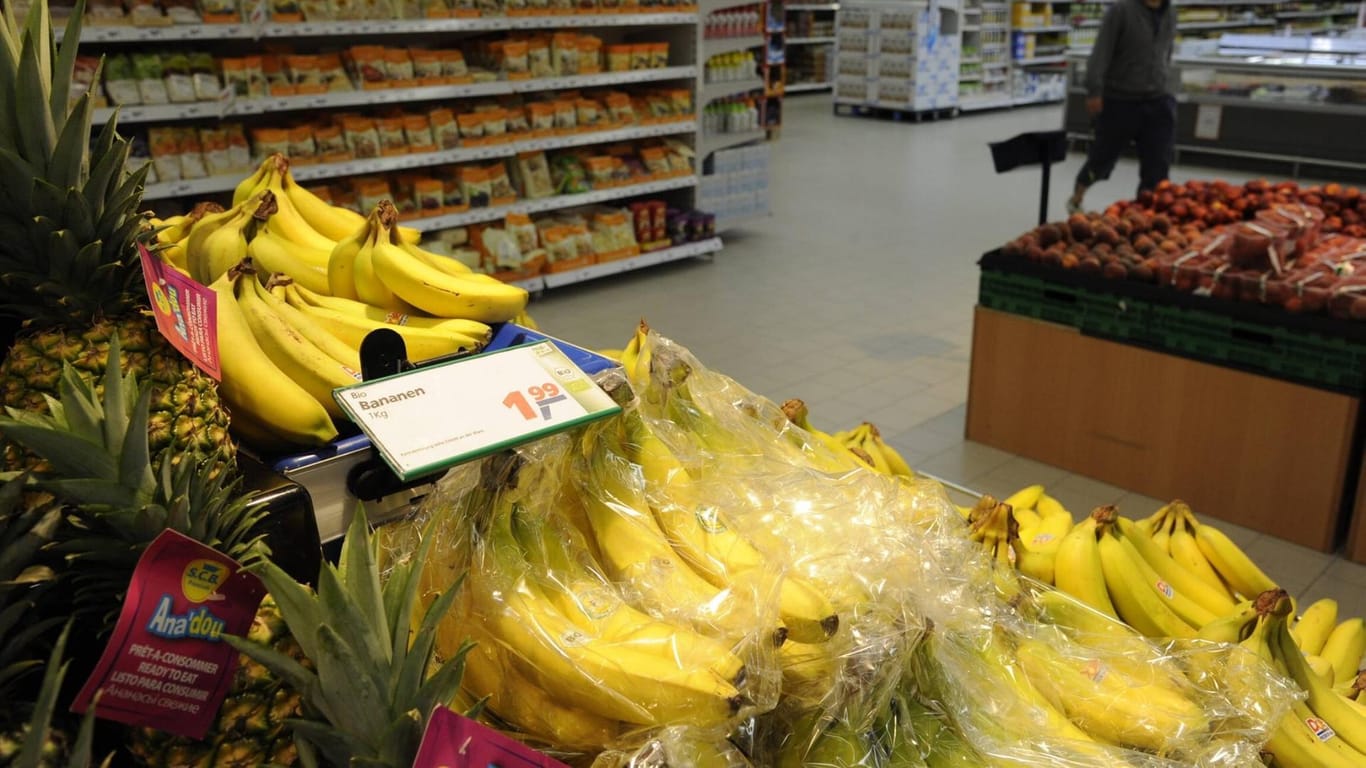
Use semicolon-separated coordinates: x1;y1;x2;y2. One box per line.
148;201;222;275
957;486;1073;586
1289;597;1366;689
1137;501;1279;602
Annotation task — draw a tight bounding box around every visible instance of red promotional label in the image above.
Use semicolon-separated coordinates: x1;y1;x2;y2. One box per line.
71;530;266;739
414;707;570;768
138;244;222;380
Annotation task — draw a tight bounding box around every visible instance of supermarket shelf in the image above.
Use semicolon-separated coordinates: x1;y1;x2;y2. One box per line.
963;24;982;31
94;66;698;126
541;237;722;289
1014;55;1068;65
1177;92;1366;118
1178;18;1276;30
700;75;766;103
785;81;833;92
699;128;767;157
703;34;766;57
786;2;840;10
62;12;699;43
1015;25;1072;33
958;94;1014;111
1275;6;1360;18
788;35;837;44
141;121;697;200
409;174;699;231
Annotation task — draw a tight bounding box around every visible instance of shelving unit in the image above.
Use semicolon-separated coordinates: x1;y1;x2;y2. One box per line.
784;0;839;92
961;0;1014;110
835;1;962;115
700;0;774;229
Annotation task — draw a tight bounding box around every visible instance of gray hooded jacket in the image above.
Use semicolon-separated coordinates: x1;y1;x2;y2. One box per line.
1084;0;1176;100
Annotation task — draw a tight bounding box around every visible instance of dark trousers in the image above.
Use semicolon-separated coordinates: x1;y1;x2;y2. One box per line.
1076;94;1177;195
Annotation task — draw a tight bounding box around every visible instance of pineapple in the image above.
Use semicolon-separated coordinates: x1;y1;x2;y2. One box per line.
0;624;107;768
0;340;305;766
0;0;233;474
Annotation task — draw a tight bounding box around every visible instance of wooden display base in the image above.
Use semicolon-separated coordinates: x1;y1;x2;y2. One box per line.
966;307;1359;553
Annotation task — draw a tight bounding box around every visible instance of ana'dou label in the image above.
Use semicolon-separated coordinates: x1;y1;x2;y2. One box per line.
414;706;570;768
71;530;266;739
138;244;222;380
335;340;620;481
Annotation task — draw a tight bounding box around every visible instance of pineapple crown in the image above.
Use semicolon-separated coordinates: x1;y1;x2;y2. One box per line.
0;336;269;625
227;508;473;768
0;0;151;328
2;622;108;768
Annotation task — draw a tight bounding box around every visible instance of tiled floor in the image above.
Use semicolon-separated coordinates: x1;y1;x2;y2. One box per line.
527;96;1366;617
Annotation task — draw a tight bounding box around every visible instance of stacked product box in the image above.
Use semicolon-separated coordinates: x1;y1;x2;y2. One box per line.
834;0;961;112
700;143;771;228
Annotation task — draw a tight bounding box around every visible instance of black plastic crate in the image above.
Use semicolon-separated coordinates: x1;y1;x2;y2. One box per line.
978;269;1151;342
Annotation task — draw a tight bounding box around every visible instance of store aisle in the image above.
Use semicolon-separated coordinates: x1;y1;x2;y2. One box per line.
528;96;1366;615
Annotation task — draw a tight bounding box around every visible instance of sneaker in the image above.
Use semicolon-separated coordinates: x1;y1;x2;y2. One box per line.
1066;196;1083;215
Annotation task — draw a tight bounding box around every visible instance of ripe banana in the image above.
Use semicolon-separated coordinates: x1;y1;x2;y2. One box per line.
234;265;361;418
401;240;475;275
252;279;363;372
899;696;985;768
1094;509;1197;638
1115;515;1236;617
209;267;338;448
1292;598;1340;656
1308;654;1337;682
1053;516;1119;620
247;228;332;296
1036;493;1071;522
1013;508;1072;585
291;281;491;332
186;202;255;285
1167;515;1234;599
1322;618;1366;686
281;283;485;363
276;164;420;244
327;215;369;301
1192;519;1277;600
1015;632;1208;753
1003;484;1045;512
1194;600;1257;644
231;160;272;205
777;640;840;702
625;411;838;644
369;238;529;322
1270;607;1366;756
1150;507;1176;554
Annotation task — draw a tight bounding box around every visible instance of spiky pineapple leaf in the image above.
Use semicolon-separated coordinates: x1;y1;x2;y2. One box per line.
49;0;86;129
373;711;424;768
48;89;92;191
83;118;123;220
223;633;317;696
0;414;119;480
315;563;390;701
313;623;388;755
413;636;471;727
338;507;388;666
245;560;325;662
286;720;353;768
393;575;463;713
13;28;54;170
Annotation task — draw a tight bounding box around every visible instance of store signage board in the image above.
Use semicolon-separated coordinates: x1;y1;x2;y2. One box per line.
415;707;569;768
71;530;266;738
138;244;222;380
335;340;620;481
1194;104;1222;140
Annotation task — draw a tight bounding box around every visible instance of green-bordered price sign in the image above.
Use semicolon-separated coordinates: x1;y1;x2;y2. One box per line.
335;340;620;481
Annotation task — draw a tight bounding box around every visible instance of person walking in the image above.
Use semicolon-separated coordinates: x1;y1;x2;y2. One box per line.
1066;0;1177;214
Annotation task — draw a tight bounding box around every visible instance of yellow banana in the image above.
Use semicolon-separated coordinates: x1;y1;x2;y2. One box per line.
1265;697;1366;768
247;228;333;295
369;238;528;322
282;284;485;363
209;267;338;448
327;215;369;301
1003;484;1045;513
1030;591;1190;694
290;281;491;333
508;499;747;686
1292;598;1340;656
1270;610;1366;756
354;239;411;312
626;411;837;643
1115;515;1236;617
1194;600;1257;644
1167;517;1235;599
1013;506;1043;530
1322;618;1366;686
401;240;475;274
1150;508;1176;554
231;158;272;205
234;266;360;418
1036;493;1071;522
1015;632;1208;753
1308;654;1337;682
185;202;252;285
1192;518;1278;600
777;640;840;701
1053;516;1119;620
1014;510;1073;584
1094;510;1197;638
250;278;363;373
277;164;421;244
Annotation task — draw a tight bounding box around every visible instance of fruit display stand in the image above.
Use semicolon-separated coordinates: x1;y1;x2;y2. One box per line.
1351;459;1366;563
1064;36;1366;180
967;249;1366;553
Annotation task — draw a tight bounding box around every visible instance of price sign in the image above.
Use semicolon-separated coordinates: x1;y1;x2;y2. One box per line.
335;340;620;481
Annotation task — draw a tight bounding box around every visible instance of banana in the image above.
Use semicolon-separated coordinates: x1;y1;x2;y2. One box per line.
1003;484;1045;512
1308;654;1337;682
246;228;333;296
250;278;364;373
1013;509;1072;585
1192;519;1278;600
234;265;361;418
276;164;421;244
209;266;338;447
185;202;252;285
1036;493;1071;522
1168;518;1235;599
626;411;837;644
1094;509;1197;638
327;215;369;301
508;499;747;686
401;240;474;275
1115;515;1236;617
1270;609;1366;755
354;240;412;312
472;463;745;727
290;281;491;332
369;238;528;322
1194;600;1258;644
1012;506;1043;530
459;624;620;749
1265;698;1366;768
1322;618;1366;686
1150;508;1176;555
1292;598;1340;656
777;640;840;702
282;284;485;363
899;697;986;768
231;159;272;205
1053;516;1120;620
1015;632;1208;753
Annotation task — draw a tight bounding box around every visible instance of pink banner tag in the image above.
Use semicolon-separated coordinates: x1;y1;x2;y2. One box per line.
139;244;222;380
414;707;571;768
71;530;266;739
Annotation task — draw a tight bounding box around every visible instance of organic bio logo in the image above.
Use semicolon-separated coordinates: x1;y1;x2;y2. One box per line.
182;559;230;603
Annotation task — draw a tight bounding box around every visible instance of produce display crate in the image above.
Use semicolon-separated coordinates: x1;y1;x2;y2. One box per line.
967;307;1361;552
978;250;1366;395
